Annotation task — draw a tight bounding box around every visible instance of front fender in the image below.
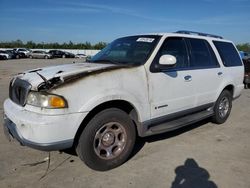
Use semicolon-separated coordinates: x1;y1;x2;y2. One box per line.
78;89;150;122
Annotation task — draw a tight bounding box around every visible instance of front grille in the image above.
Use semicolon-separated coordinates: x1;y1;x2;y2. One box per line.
9;77;31;106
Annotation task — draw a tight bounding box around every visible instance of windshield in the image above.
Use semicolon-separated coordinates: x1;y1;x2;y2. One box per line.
90;35;161;65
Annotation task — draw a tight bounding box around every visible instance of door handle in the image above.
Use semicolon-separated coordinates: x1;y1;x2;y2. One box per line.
184;75;192;82
218;72;223;76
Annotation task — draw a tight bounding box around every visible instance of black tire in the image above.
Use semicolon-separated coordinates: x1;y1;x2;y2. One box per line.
62;54;66;58
16;55;20;59
245;84;249;89
45;55;49;59
29;55;33;59
211;90;232;124
76;108;136;171
3;56;7;60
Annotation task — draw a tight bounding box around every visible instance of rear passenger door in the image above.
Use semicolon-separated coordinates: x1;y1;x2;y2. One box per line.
186;38;223;106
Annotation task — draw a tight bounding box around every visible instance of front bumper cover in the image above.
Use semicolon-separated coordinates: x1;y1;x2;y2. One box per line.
3;115;74;151
3;99;86;152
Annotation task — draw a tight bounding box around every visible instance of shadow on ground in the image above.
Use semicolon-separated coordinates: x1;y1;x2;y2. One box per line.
171;158;217;188
63;119;212;165
130;118;211;159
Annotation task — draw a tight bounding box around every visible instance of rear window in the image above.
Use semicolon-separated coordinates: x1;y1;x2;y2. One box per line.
213;41;242;67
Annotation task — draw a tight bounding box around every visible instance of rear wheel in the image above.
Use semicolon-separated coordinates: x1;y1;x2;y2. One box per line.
76;108;136;171
212;90;232;124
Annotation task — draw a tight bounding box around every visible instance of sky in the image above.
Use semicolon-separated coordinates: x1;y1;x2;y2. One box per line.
0;0;250;44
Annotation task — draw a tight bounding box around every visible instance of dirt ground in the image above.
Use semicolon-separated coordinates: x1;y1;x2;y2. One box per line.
0;59;250;188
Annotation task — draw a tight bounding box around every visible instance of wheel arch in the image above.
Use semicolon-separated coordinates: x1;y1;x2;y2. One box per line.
73;100;140;147
222;84;234;97
216;84;235;101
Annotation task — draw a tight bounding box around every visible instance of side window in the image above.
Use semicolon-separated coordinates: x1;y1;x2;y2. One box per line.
155;37;189;69
189;38;219;68
213;41;242;67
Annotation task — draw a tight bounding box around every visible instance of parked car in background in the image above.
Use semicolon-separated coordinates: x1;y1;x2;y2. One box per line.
75;53;87;61
48;50;75;58
75;53;87;58
29;50;53;59
5;50;23;59
243;55;250;88
239;51;249;59
0;50;10;60
0;54;5;60
13;48;31;58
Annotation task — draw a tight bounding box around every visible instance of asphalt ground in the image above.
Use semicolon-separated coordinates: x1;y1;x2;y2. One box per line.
0;58;250;188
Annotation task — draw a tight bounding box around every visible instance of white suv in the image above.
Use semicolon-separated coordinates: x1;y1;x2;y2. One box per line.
3;31;244;171
13;48;31;57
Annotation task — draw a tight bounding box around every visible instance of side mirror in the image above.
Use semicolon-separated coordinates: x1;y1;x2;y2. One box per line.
159;55;176;66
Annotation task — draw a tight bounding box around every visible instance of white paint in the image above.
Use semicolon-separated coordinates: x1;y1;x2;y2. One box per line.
3;32;244;147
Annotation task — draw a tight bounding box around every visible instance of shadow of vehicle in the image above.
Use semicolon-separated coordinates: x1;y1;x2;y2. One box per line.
130;118;211;159
63;118;212;162
171;158;217;188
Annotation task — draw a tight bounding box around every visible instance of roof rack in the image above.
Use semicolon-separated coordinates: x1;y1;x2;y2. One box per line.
176;30;223;39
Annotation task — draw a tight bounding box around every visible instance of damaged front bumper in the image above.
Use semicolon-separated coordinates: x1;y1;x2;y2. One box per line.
3;116;73;151
3;99;86;151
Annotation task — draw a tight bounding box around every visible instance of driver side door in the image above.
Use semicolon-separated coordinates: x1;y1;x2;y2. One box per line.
148;37;196;119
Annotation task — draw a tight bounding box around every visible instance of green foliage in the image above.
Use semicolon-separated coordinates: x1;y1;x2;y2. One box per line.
236;43;250;52
0;40;107;50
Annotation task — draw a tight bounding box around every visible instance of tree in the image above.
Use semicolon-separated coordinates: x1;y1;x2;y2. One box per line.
0;40;107;49
26;41;36;49
236;43;250;52
94;42;107;50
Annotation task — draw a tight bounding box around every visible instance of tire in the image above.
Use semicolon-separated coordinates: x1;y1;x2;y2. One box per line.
62;54;66;58
3;56;7;60
29;55;33;59
45;55;49;59
211;90;232;124
16;55;20;59
76;108;136;171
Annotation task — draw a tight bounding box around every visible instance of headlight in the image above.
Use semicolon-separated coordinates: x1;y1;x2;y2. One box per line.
27;92;67;108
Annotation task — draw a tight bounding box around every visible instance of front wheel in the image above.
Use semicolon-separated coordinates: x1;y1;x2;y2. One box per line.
76;108;136;171
211;90;232;124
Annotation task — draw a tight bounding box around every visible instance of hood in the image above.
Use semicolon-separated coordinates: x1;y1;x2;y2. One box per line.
17;62;131;91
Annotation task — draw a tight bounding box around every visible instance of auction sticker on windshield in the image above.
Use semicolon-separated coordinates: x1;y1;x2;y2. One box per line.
136;38;155;43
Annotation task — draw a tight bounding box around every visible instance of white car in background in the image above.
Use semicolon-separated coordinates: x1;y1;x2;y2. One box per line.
13;48;31;57
75;53;88;61
0;50;10;60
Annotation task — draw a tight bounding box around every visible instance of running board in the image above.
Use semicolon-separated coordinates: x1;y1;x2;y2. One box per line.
147;110;213;135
